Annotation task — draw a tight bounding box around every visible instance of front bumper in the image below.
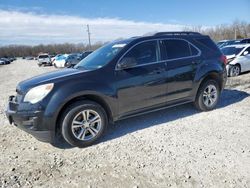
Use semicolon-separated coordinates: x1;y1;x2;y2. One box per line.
5;96;52;143
226;64;230;75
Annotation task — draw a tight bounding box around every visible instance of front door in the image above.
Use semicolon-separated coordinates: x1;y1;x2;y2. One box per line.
115;40;168;116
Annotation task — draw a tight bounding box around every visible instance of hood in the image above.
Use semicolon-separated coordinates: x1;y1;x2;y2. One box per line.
18;68;89;92
226;54;236;60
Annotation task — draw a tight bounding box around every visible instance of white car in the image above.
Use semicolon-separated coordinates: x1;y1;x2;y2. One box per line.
0;60;5;65
51;54;62;62
53;54;69;68
37;54;51;66
221;44;250;76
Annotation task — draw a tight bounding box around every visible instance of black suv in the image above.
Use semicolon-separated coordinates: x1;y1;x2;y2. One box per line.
6;32;227;147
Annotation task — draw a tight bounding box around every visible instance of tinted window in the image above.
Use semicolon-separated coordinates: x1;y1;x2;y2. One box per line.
76;40;132;70
161;40;191;59
194;37;221;58
123;41;157;65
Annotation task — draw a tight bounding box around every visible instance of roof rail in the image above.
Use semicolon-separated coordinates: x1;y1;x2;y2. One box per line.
154;32;202;36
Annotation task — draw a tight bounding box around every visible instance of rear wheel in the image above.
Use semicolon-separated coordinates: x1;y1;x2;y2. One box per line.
61;100;108;147
195;80;220;111
229;65;240;77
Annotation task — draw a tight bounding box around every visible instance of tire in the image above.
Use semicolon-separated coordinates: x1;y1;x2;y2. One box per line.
61;100;108;147
194;80;220;111
229;65;240;77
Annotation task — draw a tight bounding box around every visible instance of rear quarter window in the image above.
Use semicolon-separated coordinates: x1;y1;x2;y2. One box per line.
193;37;221;58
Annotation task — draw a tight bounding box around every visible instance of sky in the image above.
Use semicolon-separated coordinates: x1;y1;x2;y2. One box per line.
0;0;249;45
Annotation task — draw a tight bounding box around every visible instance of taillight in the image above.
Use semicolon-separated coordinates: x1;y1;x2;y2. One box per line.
220;55;227;65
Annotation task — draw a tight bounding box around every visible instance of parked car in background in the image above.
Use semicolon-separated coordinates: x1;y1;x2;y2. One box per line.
221;44;250;76
239;38;250;44
217;40;230;48
37;54;52;66
81;51;93;58
0;58;11;64
51;54;62;63
6;32;227;147
64;54;81;68
65;51;93;68
217;39;241;48
53;54;69;68
218;38;250;49
25;56;35;60
0;59;5;65
8;57;16;62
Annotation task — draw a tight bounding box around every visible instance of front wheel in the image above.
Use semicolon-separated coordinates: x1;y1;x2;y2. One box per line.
229;65;240;77
194;80;220;111
61;100;108;147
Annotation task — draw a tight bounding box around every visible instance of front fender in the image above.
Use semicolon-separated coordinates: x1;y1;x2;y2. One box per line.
41;80;117;135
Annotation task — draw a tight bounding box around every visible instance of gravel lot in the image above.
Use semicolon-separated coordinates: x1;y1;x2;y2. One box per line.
0;60;250;188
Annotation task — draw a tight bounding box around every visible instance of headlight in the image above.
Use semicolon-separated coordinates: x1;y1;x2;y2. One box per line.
23;83;54;104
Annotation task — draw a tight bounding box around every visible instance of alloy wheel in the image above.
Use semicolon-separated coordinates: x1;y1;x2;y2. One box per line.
71;109;102;141
202;84;218;107
231;66;240;76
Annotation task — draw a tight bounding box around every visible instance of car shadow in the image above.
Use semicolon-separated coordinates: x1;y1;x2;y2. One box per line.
53;89;249;149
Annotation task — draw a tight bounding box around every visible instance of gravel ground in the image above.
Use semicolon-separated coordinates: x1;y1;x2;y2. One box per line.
0;60;250;188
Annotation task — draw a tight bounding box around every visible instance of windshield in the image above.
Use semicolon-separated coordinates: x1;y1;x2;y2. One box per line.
221;46;244;56
75;40;132;70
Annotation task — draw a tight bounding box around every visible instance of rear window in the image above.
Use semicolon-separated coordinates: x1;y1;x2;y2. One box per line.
38;55;48;58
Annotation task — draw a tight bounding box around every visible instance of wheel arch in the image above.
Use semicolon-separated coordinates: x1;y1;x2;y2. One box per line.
55;94;114;134
194;71;223;101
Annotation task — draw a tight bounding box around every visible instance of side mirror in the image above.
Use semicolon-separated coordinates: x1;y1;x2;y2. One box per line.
243;51;249;56
117;57;137;70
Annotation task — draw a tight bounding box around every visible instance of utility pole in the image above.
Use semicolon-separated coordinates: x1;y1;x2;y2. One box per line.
234;28;237;40
86;24;91;50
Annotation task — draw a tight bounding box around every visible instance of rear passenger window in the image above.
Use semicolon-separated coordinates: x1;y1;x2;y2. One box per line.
161;40;191;59
123;41;157;65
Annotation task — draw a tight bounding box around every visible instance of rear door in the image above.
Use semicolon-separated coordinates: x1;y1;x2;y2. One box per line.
160;39;200;102
115;40;168;115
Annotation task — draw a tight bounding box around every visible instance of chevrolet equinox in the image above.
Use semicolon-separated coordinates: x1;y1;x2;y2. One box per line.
6;32;227;147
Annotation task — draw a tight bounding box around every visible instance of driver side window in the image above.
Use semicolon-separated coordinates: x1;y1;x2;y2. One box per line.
122;41;157;66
